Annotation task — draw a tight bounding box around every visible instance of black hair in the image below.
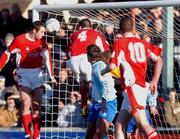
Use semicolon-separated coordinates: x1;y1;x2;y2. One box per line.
79;18;91;28
4;92;15;101
30;20;45;31
87;44;101;63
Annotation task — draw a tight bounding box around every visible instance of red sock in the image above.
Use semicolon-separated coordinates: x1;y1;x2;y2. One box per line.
80;84;89;109
22;113;33;137
32;115;41;139
147;130;159;139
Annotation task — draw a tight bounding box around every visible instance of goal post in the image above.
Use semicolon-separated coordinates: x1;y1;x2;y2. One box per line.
32;1;180;139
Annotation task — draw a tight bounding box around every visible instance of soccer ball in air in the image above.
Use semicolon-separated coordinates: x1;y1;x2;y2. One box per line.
45;18;60;33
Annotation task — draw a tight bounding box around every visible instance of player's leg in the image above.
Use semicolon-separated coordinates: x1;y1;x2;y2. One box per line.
30;70;44;139
126;118;137;139
85;103;99;139
131;84;159;139
16;69;33;139
115;92;132;139
79;54;92;116
31;86;44;139
133;109;159;139
19;86;32;139
97;98;117;139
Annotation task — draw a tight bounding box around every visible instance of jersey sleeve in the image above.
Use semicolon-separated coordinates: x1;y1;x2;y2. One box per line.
100;33;110;51
0;38;19;70
147;42;162;61
95;32;110;52
110;39;122;67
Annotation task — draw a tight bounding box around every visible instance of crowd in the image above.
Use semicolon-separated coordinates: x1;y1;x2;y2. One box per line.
0;1;180;139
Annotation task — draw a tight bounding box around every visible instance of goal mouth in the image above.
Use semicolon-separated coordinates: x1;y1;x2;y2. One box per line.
33;1;180;139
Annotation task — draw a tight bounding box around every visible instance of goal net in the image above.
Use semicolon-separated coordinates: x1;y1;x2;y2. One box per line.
33;1;180;139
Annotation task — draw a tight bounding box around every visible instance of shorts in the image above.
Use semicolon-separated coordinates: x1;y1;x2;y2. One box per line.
68;54;92;82
121;83;149;113
16;68;43;89
88;98;117;123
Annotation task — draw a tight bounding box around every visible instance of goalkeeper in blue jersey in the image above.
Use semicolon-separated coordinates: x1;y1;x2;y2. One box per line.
85;44;117;139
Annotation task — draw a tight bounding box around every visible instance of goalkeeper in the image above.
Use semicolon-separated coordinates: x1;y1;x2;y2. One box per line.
85;44;117;139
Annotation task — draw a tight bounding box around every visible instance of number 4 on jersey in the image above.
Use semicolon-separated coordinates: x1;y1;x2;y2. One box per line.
78;31;87;41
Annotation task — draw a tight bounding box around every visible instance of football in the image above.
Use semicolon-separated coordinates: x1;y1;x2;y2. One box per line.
45;18;60;33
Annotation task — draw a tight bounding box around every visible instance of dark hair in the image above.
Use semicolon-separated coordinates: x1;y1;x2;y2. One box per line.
4;92;15;101
30;20;45;31
167;88;176;94
87;44;101;63
119;16;133;33
79;18;91;28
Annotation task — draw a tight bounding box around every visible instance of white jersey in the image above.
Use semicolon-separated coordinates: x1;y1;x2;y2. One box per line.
91;61;117;102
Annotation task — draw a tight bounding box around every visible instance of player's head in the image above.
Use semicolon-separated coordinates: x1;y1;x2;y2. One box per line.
87;44;101;64
31;20;46;39
119;16;133;34
78;18;91;29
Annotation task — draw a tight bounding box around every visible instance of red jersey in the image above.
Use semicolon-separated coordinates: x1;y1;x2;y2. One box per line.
0;34;53;77
67;28;109;57
110;36;162;87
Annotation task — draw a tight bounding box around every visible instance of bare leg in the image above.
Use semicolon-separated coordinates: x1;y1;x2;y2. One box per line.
96;118;111;138
115;110;131;139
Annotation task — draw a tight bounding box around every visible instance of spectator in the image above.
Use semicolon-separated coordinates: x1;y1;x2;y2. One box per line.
52;67;79;127
164;88;180;127
0;8;14;39
57;91;85;127
56;99;69;127
0;75;6;107
0;92;20;127
11;3;30;36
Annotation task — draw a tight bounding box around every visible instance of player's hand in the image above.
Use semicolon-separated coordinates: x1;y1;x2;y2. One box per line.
149;81;157;95
150;106;158;115
51;76;57;86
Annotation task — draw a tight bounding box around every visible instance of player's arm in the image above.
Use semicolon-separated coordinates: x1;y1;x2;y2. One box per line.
148;44;163;93
41;42;56;83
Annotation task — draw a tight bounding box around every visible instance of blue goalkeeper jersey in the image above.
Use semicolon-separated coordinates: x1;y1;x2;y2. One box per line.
91;60;117;102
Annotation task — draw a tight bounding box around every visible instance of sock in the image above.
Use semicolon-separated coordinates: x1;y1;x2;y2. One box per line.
32;115;42;139
147;130;159;139
80;84;89;109
22;113;32;137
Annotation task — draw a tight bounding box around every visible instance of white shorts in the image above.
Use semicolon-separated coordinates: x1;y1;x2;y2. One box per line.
68;54;92;82
121;83;150;113
16;68;43;90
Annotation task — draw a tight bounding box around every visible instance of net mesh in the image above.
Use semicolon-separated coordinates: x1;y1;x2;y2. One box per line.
33;2;180;139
